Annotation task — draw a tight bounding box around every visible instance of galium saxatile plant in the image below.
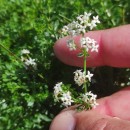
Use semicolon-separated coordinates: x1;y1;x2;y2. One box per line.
21;49;37;69
54;12;100;110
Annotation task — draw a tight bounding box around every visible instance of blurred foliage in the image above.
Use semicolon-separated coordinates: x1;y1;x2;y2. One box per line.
0;0;130;129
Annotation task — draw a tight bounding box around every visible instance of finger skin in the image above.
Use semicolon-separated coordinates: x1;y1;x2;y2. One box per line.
50;87;130;130
94;86;130;120
75;111;130;130
49;110;75;130
52;25;130;129
54;25;130;67
50;110;130;130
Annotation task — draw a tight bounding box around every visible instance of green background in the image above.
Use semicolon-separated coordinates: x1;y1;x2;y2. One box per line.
0;0;130;129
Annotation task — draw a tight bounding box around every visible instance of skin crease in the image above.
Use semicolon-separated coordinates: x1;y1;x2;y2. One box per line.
50;25;130;130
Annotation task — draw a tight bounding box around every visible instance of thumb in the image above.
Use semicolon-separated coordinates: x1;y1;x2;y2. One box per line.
50;110;130;130
49;110;76;130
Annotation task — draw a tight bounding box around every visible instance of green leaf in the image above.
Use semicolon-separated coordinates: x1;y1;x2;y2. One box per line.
77;52;84;57
41;115;52;122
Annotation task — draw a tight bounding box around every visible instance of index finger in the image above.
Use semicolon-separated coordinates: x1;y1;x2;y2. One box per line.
54;25;130;67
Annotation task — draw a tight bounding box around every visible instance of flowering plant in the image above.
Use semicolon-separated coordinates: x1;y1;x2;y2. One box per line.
21;49;37;69
54;12;100;110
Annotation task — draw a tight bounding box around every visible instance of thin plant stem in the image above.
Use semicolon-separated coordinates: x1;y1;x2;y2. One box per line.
59;14;71;22
83;50;87;93
0;43;24;64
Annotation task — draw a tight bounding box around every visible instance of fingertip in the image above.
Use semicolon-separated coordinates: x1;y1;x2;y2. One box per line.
54;36;82;67
49;110;76;130
53;31;104;67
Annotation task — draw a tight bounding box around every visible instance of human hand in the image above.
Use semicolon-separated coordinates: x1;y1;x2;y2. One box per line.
50;25;130;130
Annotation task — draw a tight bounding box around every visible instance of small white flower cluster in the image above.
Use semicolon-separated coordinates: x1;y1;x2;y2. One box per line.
61;91;74;107
82;91;98;109
21;49;37;69
67;39;77;51
62;12;100;36
54;82;98;109
24;58;36;67
74;70;93;86
54;82;63;98
67;36;99;52
21;49;30;55
54;82;74;107
80;37;99;52
61;12;100;52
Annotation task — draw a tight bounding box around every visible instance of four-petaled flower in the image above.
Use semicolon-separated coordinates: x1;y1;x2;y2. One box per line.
86;71;93;82
91;44;99;52
61;91;74;107
93;16;100;24
25;58;36;67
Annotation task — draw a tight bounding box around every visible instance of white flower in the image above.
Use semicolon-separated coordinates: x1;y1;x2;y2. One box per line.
84;12;91;19
77;12;91;25
79;25;86;34
62;26;69;34
54;82;63;98
21;49;30;55
61;91;74;107
70;29;77;36
61;12;100;37
91;38;97;44
88;20;97;30
61;12;92;36
81;37;92;44
80;37;99;52
77;15;83;21
24;58;36;67
91;39;99;52
74;69;87;86
93;16;100;24
88;15;100;30
67;39;76;51
80;37;91;51
86;71;93;82
82;91;98;109
91;44;99;52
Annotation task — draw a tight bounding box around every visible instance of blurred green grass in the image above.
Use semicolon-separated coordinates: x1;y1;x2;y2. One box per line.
0;0;130;129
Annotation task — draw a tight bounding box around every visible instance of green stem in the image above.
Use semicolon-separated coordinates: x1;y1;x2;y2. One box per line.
59;14;71;22
83;50;87;93
0;43;23;63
